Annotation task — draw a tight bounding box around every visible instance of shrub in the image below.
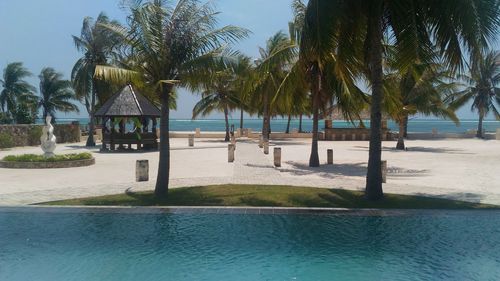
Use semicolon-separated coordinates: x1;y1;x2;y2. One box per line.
0;133;14;149
2;152;93;162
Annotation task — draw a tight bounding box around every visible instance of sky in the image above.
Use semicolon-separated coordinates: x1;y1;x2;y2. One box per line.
0;0;496;120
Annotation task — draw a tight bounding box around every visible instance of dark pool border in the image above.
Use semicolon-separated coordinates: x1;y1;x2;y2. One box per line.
0;206;498;216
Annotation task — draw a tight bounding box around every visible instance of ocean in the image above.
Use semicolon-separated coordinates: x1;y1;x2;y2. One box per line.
41;118;500;134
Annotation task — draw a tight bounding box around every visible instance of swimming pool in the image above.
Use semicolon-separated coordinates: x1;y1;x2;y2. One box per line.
1;207;499;281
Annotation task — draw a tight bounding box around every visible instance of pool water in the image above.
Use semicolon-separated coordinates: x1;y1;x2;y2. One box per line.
1;208;499;281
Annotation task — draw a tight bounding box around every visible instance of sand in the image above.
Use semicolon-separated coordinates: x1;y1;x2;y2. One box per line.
0;137;499;205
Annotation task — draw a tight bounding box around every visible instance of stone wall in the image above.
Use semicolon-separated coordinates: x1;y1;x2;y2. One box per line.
0;124;81;147
324;128;393;141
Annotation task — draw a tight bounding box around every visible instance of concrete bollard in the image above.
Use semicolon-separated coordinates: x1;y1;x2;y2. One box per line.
274;147;281;167
95;128;103;142
236;128;241;137
195;128;201;137
497;129;500;140
341;134;346;141
327;149;333;165
228;144;235;163
188;134;194;147
381;160;387;183
231;135;236;150
259;135;264;148
263;141;269;154
247;128;252;138
136;160;149;182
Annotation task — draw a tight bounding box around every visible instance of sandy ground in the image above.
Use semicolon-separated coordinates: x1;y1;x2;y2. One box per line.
0;137;499;205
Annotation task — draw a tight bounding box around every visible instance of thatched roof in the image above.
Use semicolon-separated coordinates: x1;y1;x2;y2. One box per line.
95;84;160;117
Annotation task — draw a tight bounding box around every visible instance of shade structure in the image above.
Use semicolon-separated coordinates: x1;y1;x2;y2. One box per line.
95;84;160;118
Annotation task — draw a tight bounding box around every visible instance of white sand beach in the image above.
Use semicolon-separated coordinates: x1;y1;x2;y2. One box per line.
1;137;499;205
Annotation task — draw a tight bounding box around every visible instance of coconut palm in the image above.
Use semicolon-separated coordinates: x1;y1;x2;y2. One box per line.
188;54;249;141
447;50;500;138
304;0;500;200
37;68;80;122
384;55;459;150
72;12;122;146
94;0;248;197
0;62;37;121
281;0;365;167
249;31;297;142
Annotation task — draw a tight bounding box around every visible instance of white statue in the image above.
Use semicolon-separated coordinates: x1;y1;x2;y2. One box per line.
40;116;56;157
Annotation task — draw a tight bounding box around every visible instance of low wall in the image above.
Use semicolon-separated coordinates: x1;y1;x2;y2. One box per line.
408;132;497;140
0;124;81;147
325;128;393;141
0;158;95;169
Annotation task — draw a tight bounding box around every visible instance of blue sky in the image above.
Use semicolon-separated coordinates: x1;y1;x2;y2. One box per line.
0;0;496;120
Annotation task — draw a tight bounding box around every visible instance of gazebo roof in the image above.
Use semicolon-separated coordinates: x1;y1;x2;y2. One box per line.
95;84;160;117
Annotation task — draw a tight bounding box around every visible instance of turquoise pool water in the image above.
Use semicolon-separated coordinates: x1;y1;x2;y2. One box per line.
1;208;499;281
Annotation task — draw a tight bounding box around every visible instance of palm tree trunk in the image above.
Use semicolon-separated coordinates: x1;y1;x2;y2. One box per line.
285;114;292;133
403;115;409;138
299;114;303;132
396;120;405;150
85;84;96;147
477;113;484;138
365;11;384;201
239;107;244;130
309;72;320;167
262;92;270;142
155;84;172;198
224;105;230;142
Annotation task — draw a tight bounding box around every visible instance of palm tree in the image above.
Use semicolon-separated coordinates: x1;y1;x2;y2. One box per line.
37;68;80;122
447;50;500;138
0;62;37;121
188;54;248;141
283;0;365;167
384;58;459;150
304;0;500;200
249;32;297;143
94;0;248;197
72;12;122;146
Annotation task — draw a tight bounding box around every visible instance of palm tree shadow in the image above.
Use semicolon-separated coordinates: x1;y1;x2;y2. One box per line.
280;161;367;178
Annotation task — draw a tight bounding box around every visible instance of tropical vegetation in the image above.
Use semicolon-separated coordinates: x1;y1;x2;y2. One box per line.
93;0;249;197
2;152;93;162
37;68;80;123
447;50;500;138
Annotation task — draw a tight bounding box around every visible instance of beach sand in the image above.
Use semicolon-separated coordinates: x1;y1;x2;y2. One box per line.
0;137;499;205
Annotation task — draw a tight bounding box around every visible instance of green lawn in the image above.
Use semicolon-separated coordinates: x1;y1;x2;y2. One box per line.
42;184;497;209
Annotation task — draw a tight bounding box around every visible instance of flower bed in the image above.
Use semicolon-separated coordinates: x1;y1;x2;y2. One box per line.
0;153;95;169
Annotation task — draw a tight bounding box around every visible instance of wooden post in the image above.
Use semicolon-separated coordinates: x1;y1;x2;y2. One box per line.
327;149;333;165
228;144;235;162
263;141;269;155
381;160;387;183
136;160;149;182
188;134;194;147
274;147;281;167
195;128;201;137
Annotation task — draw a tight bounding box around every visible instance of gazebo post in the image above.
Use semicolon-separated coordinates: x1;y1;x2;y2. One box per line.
101;117;108;151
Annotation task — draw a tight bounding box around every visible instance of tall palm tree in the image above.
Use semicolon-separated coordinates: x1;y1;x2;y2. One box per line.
72;12;122;146
249;31;297;143
282;0;365;167
447;50;500;138
384;58;459;150
304;0;500;200
0;62;37;121
94;0;248;197
37;68;80;122
188;54;248;141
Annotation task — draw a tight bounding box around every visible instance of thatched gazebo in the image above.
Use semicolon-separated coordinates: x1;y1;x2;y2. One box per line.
95;84;160;151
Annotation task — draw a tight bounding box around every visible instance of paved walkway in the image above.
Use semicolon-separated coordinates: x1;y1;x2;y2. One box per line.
1;137;499;205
